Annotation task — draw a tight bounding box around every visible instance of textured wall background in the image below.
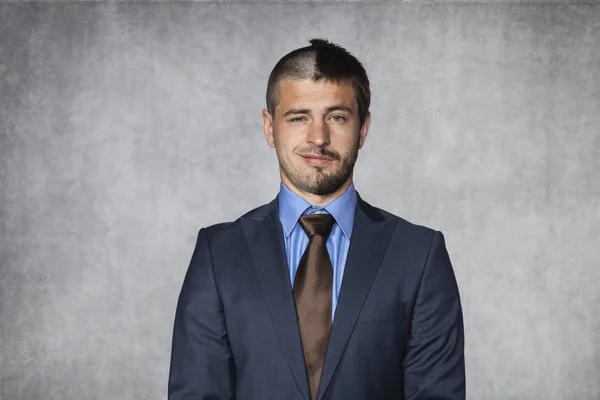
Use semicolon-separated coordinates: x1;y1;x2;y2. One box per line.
1;1;599;399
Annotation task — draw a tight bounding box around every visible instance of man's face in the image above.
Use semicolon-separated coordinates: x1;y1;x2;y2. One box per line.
262;79;370;196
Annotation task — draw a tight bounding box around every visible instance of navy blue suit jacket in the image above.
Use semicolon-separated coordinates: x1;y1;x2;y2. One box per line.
168;194;465;399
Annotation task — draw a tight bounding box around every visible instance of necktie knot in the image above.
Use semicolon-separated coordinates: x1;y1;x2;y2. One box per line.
299;213;335;240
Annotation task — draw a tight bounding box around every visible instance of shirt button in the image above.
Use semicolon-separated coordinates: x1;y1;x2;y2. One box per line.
315;209;322;214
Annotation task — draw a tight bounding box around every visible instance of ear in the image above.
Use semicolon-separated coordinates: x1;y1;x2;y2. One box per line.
262;109;275;148
358;111;371;149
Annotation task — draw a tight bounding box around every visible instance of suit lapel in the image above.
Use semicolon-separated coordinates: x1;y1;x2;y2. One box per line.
317;194;397;400
241;198;311;400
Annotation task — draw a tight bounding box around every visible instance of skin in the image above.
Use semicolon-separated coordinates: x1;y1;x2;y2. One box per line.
262;79;371;207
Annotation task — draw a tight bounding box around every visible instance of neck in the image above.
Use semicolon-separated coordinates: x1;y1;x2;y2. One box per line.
280;174;353;207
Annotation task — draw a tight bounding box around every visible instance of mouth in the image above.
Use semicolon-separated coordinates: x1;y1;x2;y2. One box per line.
300;154;334;167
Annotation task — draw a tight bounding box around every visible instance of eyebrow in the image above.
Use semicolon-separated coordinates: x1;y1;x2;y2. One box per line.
283;108;311;118
283;105;354;118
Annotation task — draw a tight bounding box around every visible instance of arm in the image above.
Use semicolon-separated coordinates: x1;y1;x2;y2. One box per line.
403;231;465;400
168;229;236;400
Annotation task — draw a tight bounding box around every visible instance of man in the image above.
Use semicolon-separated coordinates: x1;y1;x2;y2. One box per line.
168;39;465;400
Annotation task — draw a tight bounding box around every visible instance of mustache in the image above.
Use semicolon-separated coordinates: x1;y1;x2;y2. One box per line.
297;147;340;161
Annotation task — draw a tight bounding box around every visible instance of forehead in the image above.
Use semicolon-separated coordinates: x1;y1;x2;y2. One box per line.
276;79;356;110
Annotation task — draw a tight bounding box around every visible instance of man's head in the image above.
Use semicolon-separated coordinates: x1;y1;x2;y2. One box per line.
262;39;371;203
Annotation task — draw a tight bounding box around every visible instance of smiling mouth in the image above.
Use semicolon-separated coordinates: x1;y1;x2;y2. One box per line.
300;155;334;166
301;155;333;161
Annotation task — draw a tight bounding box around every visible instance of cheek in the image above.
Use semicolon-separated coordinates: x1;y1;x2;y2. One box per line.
343;130;361;151
275;132;303;154
274;137;297;161
330;136;355;155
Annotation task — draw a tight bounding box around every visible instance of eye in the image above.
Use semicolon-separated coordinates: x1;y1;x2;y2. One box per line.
290;116;306;123
331;115;346;123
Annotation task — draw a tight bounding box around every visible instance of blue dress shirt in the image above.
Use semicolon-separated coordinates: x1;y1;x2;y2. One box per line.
278;182;357;320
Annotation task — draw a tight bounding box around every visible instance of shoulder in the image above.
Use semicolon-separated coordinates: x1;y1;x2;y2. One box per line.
380;207;436;236
357;195;451;263
361;201;452;274
359;195;440;244
197;199;277;243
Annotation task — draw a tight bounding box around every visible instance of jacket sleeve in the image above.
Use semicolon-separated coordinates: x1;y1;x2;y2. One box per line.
403;231;465;399
168;228;236;400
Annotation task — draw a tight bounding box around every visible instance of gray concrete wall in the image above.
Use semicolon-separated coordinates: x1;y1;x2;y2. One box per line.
1;1;599;399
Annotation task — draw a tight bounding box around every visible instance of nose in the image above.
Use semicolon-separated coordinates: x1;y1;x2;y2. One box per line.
306;119;331;147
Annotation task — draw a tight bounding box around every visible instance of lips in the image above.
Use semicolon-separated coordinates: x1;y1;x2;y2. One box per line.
300;154;334;166
301;155;333;161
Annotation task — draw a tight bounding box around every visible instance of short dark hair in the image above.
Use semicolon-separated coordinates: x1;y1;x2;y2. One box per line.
266;38;371;126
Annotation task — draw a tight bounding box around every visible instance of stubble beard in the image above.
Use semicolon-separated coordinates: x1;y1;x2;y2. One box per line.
280;144;359;196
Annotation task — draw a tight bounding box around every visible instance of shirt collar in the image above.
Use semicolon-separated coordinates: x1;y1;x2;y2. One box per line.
278;181;357;240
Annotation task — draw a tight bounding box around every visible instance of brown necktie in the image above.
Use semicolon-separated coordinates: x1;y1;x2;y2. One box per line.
293;213;336;400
